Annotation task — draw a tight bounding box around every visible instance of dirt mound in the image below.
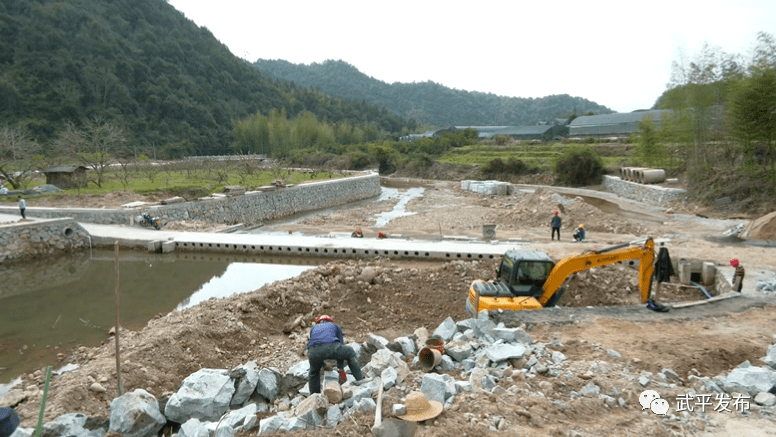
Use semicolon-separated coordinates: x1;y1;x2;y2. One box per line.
484;188;649;236
739;210;776;241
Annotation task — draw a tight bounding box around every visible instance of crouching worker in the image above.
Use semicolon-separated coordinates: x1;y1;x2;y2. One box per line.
573;224;586;242
351;227;364;238
307;315;364;393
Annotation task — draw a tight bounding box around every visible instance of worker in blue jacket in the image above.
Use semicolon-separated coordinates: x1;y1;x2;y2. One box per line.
306;315;364;393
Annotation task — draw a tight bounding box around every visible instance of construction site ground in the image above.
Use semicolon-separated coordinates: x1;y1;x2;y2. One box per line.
4;178;776;436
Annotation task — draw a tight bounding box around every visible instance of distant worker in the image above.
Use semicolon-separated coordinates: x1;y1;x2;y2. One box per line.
351;227;363;238
17;195;26;220
306;315;364;394
550;211;562;241
573;224;586;242
377;231;388;239
731;258;745;292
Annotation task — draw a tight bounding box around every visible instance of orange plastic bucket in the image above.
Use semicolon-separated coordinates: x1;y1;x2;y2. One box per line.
425;337;444;354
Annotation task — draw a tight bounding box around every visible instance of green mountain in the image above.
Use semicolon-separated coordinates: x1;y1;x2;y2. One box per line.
253;59;614;127
0;0;414;157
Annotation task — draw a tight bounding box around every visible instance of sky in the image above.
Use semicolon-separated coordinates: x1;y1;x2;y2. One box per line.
167;0;776;113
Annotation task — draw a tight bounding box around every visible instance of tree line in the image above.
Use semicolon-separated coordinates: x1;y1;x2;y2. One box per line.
0;0;415;160
642;31;776;206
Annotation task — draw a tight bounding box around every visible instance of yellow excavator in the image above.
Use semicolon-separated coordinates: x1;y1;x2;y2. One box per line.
466;238;657;315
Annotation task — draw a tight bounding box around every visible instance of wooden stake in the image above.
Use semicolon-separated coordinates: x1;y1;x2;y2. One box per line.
114;241;123;395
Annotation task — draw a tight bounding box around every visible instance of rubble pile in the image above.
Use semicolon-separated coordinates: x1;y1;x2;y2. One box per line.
6;313;776;437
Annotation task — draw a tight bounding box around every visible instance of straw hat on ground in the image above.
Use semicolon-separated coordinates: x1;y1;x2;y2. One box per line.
398;392;443;422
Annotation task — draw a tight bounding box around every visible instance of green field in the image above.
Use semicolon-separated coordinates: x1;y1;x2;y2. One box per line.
437;143;634;169
1;161;343;202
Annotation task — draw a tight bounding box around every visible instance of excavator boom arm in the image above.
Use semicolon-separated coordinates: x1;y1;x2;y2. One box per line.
538;238;656;306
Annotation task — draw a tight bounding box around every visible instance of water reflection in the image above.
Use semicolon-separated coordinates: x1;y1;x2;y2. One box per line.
0;250;323;383
374;187;424;227
176;263;313;310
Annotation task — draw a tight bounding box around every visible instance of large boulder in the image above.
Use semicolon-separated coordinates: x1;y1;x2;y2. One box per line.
109;389;166;437
230;361;259;406
164;369;235;423
40;413;105;437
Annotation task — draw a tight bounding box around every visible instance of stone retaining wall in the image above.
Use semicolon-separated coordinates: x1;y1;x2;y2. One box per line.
0;173;381;226
0;218;91;264
603;175;685;206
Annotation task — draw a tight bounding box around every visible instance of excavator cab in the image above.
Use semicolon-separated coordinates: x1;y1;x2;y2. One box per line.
497;251;555;295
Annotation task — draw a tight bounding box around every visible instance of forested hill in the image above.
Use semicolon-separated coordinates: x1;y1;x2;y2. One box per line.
253;59;614;127
0;0;414;157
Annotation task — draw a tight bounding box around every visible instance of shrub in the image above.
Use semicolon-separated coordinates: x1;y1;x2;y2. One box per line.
555;148;604;186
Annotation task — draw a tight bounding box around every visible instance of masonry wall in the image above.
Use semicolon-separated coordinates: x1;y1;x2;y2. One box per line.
603;175;685;206
0;218;91;264
0;173;381;226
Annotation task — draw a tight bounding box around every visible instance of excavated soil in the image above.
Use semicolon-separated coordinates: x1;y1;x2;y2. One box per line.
4;178;776;437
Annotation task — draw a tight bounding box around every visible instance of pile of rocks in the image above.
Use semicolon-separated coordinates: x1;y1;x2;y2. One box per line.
8;311;776;437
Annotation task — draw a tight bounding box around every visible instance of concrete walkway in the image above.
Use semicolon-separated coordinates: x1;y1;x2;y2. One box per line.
80;223;530;261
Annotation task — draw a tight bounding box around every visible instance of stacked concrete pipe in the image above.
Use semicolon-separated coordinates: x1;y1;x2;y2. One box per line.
638;169;667;184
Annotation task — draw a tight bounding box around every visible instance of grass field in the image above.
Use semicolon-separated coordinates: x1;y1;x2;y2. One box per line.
437;143;634;169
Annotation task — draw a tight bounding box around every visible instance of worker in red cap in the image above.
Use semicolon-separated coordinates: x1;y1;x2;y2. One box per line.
306;315;364;393
731;259;745;292
550;211;562;241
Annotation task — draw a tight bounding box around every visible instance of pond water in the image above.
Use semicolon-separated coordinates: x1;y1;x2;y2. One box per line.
0;250;319;384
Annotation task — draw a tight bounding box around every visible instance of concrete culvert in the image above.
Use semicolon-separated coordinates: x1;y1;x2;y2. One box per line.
641;169;667;184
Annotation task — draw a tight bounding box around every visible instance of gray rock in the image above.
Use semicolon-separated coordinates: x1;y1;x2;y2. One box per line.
326;405;343;426
551;351;566;364
723;366;776;392
368;333;390;350
109;389;166;437
165;368;235;423
438;355;456;372
606;349;621;358
484;343;527;363
256;369;280;401
445;342;474;362
638;376;650;387
221;403;258;432
381;367;397;390
469;368;497;392
754;392;776;407
283;416;313;432
365;349;410;382
513;328;532;345
258;415;287;435
580;382;601;396
393;336;416;357
461;358;476;372
8;428;33;437
662;368;681;383
492;326;518;343
230;361;259;406
179;418;209;437
433;316;457;341
41;413;105;437
421;373;456;404
761;345;776;370
474;312;497;338
354;397;377;414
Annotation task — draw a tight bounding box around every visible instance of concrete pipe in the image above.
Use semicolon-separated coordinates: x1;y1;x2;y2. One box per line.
619;167;629;180
640;169;666;184
627;167;645;182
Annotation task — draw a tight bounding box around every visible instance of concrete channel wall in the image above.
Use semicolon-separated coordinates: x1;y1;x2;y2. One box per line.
0;173;381;226
0;218;91;264
603;175;685;206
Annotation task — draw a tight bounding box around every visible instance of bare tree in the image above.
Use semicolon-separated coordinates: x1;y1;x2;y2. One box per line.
0;124;43;189
56;118;127;188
